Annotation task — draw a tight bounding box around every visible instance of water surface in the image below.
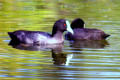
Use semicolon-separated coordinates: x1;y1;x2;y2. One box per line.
0;0;120;80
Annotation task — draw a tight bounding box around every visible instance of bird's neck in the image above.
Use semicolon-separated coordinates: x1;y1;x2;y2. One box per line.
52;30;64;43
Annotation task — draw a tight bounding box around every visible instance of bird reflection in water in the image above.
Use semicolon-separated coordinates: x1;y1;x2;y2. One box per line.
8;40;73;66
69;40;109;49
8;39;109;66
52;51;73;66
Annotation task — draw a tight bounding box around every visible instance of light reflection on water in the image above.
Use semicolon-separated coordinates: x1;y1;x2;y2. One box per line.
0;0;120;80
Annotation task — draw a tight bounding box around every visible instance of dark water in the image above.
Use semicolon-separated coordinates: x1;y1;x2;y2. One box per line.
0;0;120;80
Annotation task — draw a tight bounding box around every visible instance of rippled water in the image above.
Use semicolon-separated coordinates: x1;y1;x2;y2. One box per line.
0;0;120;80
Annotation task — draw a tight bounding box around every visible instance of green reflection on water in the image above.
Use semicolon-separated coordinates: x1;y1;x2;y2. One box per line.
0;0;120;80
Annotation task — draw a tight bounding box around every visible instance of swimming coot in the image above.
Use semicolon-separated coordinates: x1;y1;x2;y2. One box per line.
8;19;73;44
65;18;110;40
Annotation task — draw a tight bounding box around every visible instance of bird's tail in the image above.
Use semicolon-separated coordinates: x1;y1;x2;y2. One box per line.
8;32;13;39
8;32;18;40
103;34;110;39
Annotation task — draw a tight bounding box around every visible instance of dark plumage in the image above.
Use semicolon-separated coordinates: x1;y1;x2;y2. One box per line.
8;19;73;44
71;18;85;29
65;18;110;40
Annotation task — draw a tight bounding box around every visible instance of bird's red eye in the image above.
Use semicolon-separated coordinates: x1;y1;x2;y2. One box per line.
64;24;66;26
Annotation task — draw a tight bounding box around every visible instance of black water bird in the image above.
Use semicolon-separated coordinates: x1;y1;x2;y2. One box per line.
8;19;73;44
65;18;110;40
